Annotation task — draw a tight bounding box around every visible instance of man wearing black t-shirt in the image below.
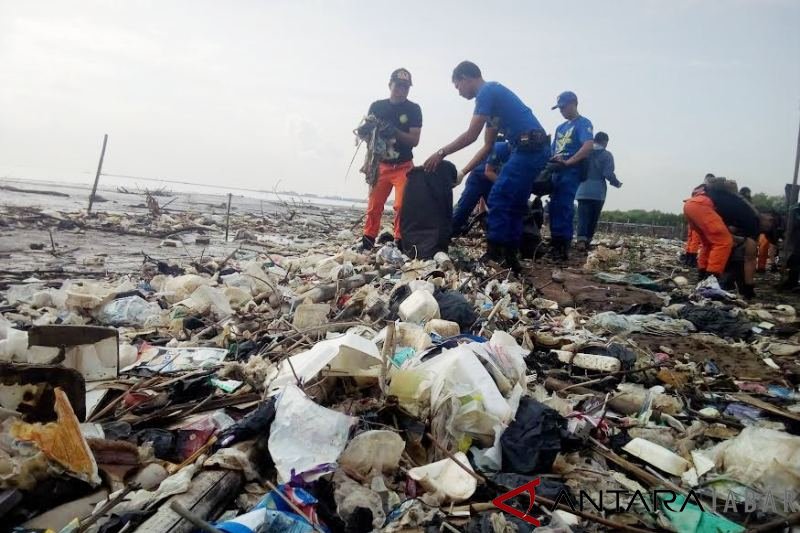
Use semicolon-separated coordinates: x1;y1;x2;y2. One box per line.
360;68;423;251
705;182;774;298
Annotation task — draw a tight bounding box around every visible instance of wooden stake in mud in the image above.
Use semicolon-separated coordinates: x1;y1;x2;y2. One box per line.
87;134;108;215
224;193;233;241
782;113;800;267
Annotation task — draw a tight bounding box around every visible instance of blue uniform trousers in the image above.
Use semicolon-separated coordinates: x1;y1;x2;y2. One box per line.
452;172;493;236
549;167;582;241
487;147;550;246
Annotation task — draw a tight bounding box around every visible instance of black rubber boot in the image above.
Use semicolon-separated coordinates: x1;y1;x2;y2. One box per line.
778;268;800;290
561;239;571;262
359;235;375;252
550;238;569;263
697;269;709;281
740;284;756;300
504;246;523;274
480;241;504;265
548;237;564;261
395;239;403;253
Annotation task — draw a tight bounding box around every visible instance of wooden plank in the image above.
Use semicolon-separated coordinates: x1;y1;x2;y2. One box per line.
133;470;242;533
731;393;800;423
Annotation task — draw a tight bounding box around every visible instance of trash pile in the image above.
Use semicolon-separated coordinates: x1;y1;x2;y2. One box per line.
2;204;800;532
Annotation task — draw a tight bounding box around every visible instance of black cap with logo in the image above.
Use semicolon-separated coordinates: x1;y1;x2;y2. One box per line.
390;68;412;86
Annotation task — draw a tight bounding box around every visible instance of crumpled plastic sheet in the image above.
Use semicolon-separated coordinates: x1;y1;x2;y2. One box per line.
587;311;696;336
338;430;405;477
704;426;800;498
658;493;744;533
216;483;325;533
334;470;386;529
595;272;661;291
382;499;441;533
268;384;356;482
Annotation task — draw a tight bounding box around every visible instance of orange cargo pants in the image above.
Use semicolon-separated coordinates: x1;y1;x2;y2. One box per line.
757;233;771;271
364;161;413;240
683;194;733;275
685;227;701;254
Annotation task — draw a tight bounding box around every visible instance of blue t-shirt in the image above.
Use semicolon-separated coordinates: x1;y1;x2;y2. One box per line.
473;82;543;143
552;116;593;158
472;141;511;178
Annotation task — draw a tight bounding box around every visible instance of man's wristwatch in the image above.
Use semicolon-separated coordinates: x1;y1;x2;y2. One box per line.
437;149;445;157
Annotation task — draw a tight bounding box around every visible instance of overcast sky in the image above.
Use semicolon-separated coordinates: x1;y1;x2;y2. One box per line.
1;0;798;212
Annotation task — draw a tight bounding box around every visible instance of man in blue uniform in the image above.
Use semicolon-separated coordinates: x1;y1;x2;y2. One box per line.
451;138;511;237
424;61;550;273
550;91;594;261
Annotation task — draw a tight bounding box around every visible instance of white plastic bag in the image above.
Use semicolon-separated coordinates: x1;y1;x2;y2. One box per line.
267;333;381;393
268;385;356;482
338;430;405;477
407;452;477;503
95;296;162;327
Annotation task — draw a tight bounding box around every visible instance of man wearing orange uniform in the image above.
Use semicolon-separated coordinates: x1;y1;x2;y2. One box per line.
757;234;772;272
683;184;733;278
684;227;701;266
360;68;422;252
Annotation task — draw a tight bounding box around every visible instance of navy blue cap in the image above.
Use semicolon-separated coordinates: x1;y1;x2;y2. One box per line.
551;91;578;110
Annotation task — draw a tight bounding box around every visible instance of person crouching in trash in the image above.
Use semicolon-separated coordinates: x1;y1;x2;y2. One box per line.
683;176;734;282
704;180;775;300
682;173;716;267
358;68;422;252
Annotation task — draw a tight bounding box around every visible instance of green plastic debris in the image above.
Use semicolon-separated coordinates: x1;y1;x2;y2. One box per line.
659;493;744;533
210;377;243;393
595;272;660;291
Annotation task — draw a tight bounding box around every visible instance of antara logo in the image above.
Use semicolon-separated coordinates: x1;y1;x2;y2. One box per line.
491;478;541;526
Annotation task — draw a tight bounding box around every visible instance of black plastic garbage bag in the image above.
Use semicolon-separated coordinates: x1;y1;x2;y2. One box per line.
169;374;214;403
214;398;276;451
435;290;478;332
400;162;455;259
101;420;132;441
500;398;565;474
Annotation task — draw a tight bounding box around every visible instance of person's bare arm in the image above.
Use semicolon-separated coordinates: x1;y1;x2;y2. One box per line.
461;127;498;175
485;165;499;182
394;127;421;147
564;140;593;166
424;115;488;171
